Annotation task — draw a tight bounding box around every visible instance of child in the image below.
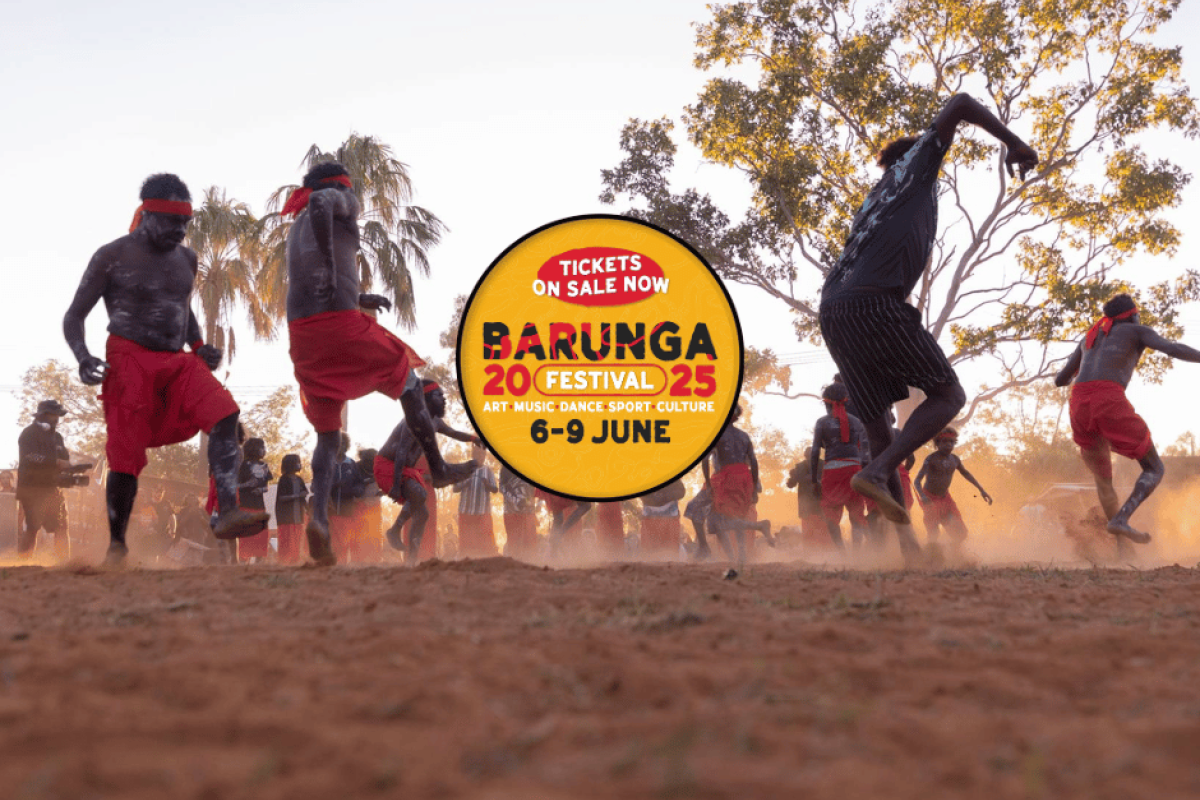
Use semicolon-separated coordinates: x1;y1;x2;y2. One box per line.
236;437;272;562
275;454;308;565
914;428;992;552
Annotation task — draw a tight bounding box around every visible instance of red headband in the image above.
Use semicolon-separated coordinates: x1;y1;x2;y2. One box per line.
129;199;193;233
830;399;850;443
423;382;441;395
935;432;957;442
281;175;353;218
1085;306;1138;349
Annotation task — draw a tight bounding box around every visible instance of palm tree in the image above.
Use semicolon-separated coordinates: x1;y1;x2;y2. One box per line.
259;133;447;329
188;186;275;355
187;187;274;481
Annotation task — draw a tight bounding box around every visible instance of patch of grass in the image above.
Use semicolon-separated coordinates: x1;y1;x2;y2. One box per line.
246;748;283;787
257;574;298;590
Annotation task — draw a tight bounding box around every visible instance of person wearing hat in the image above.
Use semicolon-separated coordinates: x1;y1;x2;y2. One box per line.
15;399;74;559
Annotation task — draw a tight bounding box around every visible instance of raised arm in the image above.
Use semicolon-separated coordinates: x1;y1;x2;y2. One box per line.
1054;344;1083;387
436;419;482;444
306;189;356;295
63;246;113;384
1141;328;1200;363
933;94;1038;180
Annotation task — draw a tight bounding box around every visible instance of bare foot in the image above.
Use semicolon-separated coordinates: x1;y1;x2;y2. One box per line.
693;544;711;563
385;523;405;551
305;520;338;566
1107;519;1151;544
212;509;271;540
103;542;129;568
758;520;776;547
851;473;910;525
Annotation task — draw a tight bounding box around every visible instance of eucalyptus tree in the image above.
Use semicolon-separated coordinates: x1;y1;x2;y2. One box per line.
601;0;1199;420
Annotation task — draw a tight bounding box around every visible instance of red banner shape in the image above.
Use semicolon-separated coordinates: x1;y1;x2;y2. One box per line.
538;247;666;307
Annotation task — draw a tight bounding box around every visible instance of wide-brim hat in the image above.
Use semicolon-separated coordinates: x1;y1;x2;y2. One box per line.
37;399;68;417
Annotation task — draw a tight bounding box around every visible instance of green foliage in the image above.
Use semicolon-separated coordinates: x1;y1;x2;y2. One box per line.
17;360;106;460
188;186;273;359
964;378;1080;479
1163;431;1196;457
17;359;202;482
261;134;448;331
601;0;1199;417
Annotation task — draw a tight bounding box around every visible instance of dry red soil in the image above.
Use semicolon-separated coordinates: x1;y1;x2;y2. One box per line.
1;559;1199;799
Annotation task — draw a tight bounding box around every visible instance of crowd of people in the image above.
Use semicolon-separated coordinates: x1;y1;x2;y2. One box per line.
6;91;1197;568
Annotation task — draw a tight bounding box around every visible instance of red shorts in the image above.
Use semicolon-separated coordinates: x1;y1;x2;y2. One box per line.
1069;380;1153;478
330;513;354;562
401;465;431;494
237;515;271;560
711;463;754;519
898;464;915;510
503;512;539;558
288;310;426;433
373;454;396;495
458;513;496;558
821;464;867;525
277;522;304;564
921;491;965;536
101;336;239;477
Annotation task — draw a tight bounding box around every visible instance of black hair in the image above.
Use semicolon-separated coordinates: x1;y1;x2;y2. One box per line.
877;136;920;169
281;454;302;474
822;383;849;404
244;437;266;460
140;173;191;202
302;161;351;190
1103;293;1137;319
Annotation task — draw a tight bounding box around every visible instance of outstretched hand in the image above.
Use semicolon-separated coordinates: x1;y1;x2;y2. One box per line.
79;356;109;385
195;344;223;371
359;293;393;312
981;491;993;506
1004;141;1039;181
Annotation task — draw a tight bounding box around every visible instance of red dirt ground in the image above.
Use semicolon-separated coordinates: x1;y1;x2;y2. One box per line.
1;559;1199;799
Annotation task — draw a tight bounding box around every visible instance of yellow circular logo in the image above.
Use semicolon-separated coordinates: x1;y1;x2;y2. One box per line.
457;215;743;500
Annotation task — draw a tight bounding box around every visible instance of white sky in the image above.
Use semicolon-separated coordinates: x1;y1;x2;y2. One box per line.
2;0;1199;469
